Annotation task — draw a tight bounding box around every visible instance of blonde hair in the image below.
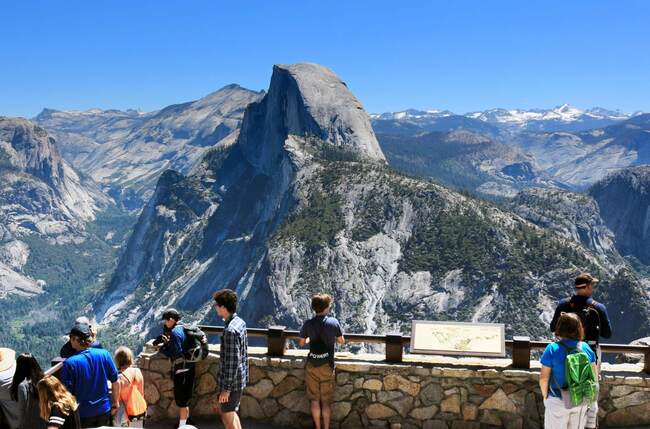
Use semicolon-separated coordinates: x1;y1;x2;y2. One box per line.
114;346;134;370
37;376;78;420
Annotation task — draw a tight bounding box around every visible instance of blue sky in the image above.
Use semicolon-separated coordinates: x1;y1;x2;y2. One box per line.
2;1;649;117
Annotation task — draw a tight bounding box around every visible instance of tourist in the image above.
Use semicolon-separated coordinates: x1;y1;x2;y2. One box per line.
0;348;20;429
154;308;194;428
550;272;611;428
112;346;147;427
60;317;103;359
10;352;45;429
59;319;119;428
213;289;248;429
299;294;345;429
36;376;81;429
540;312;597;429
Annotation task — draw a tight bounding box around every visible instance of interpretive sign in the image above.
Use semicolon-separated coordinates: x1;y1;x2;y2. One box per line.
410;320;506;357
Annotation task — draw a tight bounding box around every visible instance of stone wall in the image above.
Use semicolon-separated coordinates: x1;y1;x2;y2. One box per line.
138;345;650;428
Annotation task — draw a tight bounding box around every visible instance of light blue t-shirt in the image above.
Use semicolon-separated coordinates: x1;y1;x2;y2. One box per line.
540;339;596;398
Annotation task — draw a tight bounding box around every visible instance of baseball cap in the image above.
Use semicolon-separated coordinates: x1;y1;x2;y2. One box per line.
575;273;599;288
68;320;92;338
161;308;181;321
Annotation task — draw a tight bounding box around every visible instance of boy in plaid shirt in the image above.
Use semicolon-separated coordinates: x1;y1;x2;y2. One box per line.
213;289;248;429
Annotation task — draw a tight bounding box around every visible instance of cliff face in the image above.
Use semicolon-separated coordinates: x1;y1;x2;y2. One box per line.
0;117;111;297
35;85;263;208
96;64;650;345
589;166;650;265
510;188;617;259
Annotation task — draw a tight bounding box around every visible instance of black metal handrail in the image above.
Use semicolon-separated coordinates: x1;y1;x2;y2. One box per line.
200;325;650;374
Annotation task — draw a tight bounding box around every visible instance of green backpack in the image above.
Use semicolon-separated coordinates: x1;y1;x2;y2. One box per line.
557;342;597;406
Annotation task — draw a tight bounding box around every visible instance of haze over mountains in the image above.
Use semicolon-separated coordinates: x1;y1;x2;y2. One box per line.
1;64;649;360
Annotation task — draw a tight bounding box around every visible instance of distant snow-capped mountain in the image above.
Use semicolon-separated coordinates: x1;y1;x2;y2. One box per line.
370;108;455;120
373;104;641;134
466;104;634;129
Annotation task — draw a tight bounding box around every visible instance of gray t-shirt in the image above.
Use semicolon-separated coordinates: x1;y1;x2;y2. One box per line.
300;315;343;366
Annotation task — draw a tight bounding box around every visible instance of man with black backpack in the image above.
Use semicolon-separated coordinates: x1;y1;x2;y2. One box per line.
154;308;195;429
550;272;612;428
299;294;345;429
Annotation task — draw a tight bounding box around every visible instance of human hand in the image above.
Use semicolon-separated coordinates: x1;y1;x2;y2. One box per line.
218;391;231;403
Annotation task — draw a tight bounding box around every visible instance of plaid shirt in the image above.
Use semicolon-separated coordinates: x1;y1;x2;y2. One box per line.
218;313;248;392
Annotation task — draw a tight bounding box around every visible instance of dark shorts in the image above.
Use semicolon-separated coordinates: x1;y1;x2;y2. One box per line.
173;365;196;407
219;390;243;413
80;411;111;428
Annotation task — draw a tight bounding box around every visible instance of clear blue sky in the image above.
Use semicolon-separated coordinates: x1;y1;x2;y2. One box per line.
2;1;649;117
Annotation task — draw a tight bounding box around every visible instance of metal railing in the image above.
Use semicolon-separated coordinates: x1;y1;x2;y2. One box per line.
200;325;650;374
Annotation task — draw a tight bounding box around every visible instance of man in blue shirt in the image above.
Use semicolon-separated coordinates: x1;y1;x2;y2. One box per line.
213;289;248;429
60;320;118;428
299;294;344;429
156;308;195;429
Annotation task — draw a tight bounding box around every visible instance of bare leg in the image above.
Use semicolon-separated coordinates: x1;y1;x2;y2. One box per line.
221;411;238;429
233;412;243;429
310;400;322;429
179;406;189;421
322;401;331;429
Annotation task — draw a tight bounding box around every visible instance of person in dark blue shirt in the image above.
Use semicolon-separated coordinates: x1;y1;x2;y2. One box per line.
155;308;194;429
550;273;612;347
299;294;344;429
59;321;118;428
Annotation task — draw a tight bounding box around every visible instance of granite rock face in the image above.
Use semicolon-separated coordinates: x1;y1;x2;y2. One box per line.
95;63;650;344
589;166;650;265
35;85;263;208
0;117;111;297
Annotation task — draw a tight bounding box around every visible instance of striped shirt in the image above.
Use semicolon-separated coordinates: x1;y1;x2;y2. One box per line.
48;405;81;429
218;314;249;392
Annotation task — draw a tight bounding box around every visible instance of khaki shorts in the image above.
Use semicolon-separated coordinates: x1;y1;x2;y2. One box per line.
305;363;335;403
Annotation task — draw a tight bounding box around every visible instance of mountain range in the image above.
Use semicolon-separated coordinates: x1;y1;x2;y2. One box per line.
0;65;649;360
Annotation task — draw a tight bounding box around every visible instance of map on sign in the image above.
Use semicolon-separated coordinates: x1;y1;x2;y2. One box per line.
410;320;506;357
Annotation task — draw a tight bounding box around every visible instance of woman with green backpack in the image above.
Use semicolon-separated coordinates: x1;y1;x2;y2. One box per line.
539;312;598;428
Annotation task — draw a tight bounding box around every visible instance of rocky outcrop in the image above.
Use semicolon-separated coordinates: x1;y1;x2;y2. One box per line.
510;187;617;258
589;166;650;265
36;85;263;208
0;117;111;297
96;63;650;345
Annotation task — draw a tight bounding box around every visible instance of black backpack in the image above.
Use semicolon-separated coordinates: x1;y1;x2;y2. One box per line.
182;325;209;362
569;298;601;342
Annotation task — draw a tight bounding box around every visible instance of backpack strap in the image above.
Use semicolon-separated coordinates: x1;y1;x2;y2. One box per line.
557;341;577;354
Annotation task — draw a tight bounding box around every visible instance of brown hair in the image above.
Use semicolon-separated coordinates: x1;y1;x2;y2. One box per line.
114;346;134;370
37;376;78;421
213;288;238;313
554;312;585;340
311;294;332;314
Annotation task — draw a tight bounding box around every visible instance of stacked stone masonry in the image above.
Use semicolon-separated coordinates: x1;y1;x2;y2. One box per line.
138;345;650;428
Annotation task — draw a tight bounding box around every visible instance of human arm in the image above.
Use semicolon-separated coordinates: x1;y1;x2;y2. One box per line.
298;322;309;347
16;382;28;429
539;366;551;400
597;304;612;339
549;304;563;334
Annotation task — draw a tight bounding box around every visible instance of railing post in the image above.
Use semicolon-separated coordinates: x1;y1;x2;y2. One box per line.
644;347;650;375
512;336;531;369
267;325;287;357
386;333;403;362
